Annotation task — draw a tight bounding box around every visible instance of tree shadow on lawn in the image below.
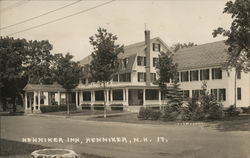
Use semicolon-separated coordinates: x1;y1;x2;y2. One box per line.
208;115;250;132
0;138;48;157
0;139;113;158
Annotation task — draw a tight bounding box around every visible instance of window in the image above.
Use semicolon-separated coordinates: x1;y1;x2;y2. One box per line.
119;73;131;82
210;89;218;100
236;70;241;79
113;90;123;101
200;69;210;80
153;58;158;67
153;43;161;52
190;70;199;81
218;89;226;101
181;71;189;82
146;89;159;100
113;74;118;82
150;73;156;82
83;91;91;101
122;58;129;68
138;72;146;82
212;68;222;79
175;72;180;82
137;56;146;66
237;88;241;100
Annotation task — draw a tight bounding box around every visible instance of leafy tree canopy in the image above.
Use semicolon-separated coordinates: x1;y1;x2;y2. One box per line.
212;0;250;72
171;42;197;53
89;27;124;83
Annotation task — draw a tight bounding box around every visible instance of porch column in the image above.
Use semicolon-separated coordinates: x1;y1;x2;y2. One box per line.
123;88;126;105
106;90;110;105
158;90;162;110
125;88;129;105
33;91;36;111
76;91;79;107
24;92;28;110
143;88;146;106
38;91;41;111
110;90;113;103
79;91;83;105
91;91;95;110
57;91;61;105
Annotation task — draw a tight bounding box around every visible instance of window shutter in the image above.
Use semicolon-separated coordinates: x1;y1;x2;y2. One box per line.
144;73;146;82
153;43;155;51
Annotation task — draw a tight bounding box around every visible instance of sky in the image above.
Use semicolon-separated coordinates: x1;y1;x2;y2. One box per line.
0;0;232;61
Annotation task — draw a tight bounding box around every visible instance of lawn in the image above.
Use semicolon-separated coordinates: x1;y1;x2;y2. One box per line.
0;139;113;158
89;113;250;131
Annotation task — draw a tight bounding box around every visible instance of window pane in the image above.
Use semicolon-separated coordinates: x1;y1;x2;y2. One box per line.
219;89;226;101
190;70;199;81
181;71;189;82
113;89;123;101
237;88;241;100
146;89;159;100
200;69;210;80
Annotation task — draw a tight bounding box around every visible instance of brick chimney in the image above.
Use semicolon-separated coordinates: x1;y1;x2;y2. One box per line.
145;30;151;86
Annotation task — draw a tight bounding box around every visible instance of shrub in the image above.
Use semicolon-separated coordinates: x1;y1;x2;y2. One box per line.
138;107;152;120
40;104;77;113
162;105;180;121
207;101;223;120
224;105;240;117
150;110;162;120
241;106;250;114
82;104;91;110
40;105;58;113
111;104;123;111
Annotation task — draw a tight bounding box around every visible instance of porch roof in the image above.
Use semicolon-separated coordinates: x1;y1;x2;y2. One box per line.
23;83;66;92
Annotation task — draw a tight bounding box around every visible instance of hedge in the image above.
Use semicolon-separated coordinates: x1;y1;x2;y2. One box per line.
40;104;76;113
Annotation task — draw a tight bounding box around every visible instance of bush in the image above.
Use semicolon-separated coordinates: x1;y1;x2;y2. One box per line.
40;104;77;113
224;105;240;117
138;107;152;120
111;104;123;111
207;102;223;120
150;110;162;120
241;106;250;114
82;104;91;110
162;105;180;121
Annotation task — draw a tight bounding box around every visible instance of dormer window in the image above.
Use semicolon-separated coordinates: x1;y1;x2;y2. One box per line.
153;43;161;52
122;58;129;68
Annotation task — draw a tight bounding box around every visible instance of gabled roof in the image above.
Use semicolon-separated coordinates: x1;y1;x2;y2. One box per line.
23;82;66;92
79;37;167;66
173;41;228;71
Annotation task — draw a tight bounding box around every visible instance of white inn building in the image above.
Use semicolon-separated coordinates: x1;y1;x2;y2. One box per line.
23;30;250;113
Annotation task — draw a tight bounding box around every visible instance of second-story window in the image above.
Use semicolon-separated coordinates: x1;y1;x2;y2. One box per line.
150;73;156;82
212;68;222;80
153;43;161;52
236;70;241;79
200;69;210;80
137;56;146;66
237;87;241;100
153;58;158;67
190;70;199;81
138;72;146;82
113;74;118;82
119;73;131;82
181;71;189;82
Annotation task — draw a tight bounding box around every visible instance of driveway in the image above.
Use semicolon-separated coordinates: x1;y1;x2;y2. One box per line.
1;115;250;158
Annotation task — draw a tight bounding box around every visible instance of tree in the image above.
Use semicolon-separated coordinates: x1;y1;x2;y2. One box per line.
212;0;250;107
171;42;197;53
89;28;123;118
156;51;178;100
53;53;82;116
0;37;28;111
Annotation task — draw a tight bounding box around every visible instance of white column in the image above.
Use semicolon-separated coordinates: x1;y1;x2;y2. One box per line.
106;89;110;105
125;88;129;105
58;91;61;105
110;90;113;103
33;91;36;111
24;92;28;110
79;91;83;105
76;91;79;107
143;88;146;106
158;90;162;110
123;88;126;105
38;91;41;110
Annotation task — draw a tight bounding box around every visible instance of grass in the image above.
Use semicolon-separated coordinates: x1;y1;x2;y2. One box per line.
0;139;113;158
89;113;250;131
